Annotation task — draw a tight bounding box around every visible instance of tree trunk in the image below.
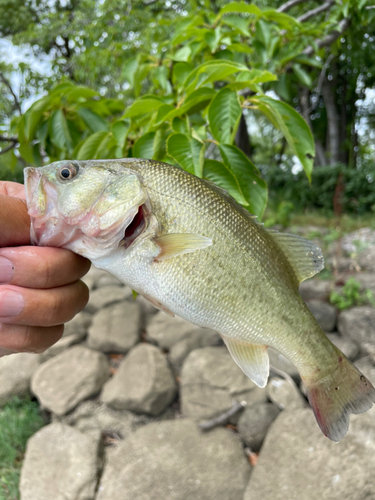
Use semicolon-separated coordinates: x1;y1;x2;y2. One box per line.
322;78;340;166
315;140;328;167
235;113;252;158
338;81;348;164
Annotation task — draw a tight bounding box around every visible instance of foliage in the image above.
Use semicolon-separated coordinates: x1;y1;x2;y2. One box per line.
1;1;330;216
1;0;374;216
266;163;375;215
264;200;294;228
330;277;375;310
0;396;45;500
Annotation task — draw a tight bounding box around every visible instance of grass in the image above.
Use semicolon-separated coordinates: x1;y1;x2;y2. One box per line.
0;397;46;500
264;208;375;233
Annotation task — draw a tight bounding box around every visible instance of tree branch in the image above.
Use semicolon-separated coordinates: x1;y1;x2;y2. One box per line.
0;142;17;156
303;18;351;57
0;72;22;115
297;0;334;23
278;0;309;13
0;135;18;142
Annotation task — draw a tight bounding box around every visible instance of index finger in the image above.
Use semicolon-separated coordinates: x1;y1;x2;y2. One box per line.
0;194;30;247
0;181;26;199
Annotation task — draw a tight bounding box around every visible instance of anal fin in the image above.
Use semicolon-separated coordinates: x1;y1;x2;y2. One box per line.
222;335;269;388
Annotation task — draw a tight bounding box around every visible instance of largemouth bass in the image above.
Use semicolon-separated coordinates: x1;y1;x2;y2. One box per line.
24;159;375;441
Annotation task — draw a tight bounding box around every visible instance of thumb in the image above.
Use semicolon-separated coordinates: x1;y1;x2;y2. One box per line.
0;195;31;247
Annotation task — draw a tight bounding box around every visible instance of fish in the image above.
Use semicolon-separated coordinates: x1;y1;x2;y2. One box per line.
24;158;375;442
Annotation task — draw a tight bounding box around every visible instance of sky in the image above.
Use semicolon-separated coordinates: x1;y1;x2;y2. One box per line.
0;38;53;112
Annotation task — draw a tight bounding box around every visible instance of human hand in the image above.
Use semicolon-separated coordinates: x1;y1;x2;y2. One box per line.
0;181;90;356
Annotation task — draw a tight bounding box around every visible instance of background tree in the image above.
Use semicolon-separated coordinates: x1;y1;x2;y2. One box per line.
0;0;374;216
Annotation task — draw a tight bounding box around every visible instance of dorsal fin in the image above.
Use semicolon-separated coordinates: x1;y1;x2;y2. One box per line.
268;231;324;283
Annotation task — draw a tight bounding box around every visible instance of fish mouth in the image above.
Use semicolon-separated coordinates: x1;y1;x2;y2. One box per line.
121;203;148;250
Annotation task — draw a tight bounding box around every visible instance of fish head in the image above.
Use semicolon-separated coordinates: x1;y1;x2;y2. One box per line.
24;160;153;260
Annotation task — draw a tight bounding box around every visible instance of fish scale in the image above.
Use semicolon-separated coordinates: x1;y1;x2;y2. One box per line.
24;158;375;442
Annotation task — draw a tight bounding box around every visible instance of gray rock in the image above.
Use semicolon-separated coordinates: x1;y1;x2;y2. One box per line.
56;400;138;440
299;280;332;302
63;311;92;338
85;286;132;314
244;406;375;500
0;353;42;406
87;301;141;353
20;423;100;500
101;343;177;415
96;273;124;288
146;311;197;350
338;306;375;354
237;403;280;451
355;356;375;383
352;272;375;295
359;246;375;272
169;328;222;371
266;376;305;410
135;294;159;316
180;347;267;420
268;348;299;380
326;333;359;361
307;300;336;332
41;332;84;361
96;419;250;500
32;345;110;416
341;227;375;254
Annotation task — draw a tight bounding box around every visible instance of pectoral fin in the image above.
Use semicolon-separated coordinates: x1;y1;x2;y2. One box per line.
222;336;269;388
154;233;212;261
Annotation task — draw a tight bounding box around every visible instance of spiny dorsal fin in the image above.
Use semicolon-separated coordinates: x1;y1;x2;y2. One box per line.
268;231;324;283
154;233;212;261
222;335;269;388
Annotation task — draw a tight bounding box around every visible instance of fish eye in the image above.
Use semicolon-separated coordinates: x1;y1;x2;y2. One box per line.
57;163;79;181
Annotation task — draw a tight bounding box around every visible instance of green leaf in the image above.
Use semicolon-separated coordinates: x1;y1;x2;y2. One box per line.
173;62;194;86
203;159;248;206
112;120;130;149
216;2;262;21
171;46;192;62
293;55;323;69
153;65;169;91
154;104;175;125
218;145;267;217
222;15;251;37
66;87;98;102
208;88;241;145
167;133;204;177
184;60;249;93
124;96;165;118
133;131;165;159
77;107;109;133
292;64;312;87
252;96;315;181
121;58;139;87
76;131;111;160
21;97;50;142
227;69;277;90
50;109;72;151
172;117;189;135
226;43;254;55
262;10;301;29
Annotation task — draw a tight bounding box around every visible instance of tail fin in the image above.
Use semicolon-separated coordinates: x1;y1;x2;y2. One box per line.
303;355;375;442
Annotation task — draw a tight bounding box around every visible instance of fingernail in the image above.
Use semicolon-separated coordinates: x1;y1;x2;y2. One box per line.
0;290;24;317
0;256;14;284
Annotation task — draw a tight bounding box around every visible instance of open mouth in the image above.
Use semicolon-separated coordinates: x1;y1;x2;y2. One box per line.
122;204;147;250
